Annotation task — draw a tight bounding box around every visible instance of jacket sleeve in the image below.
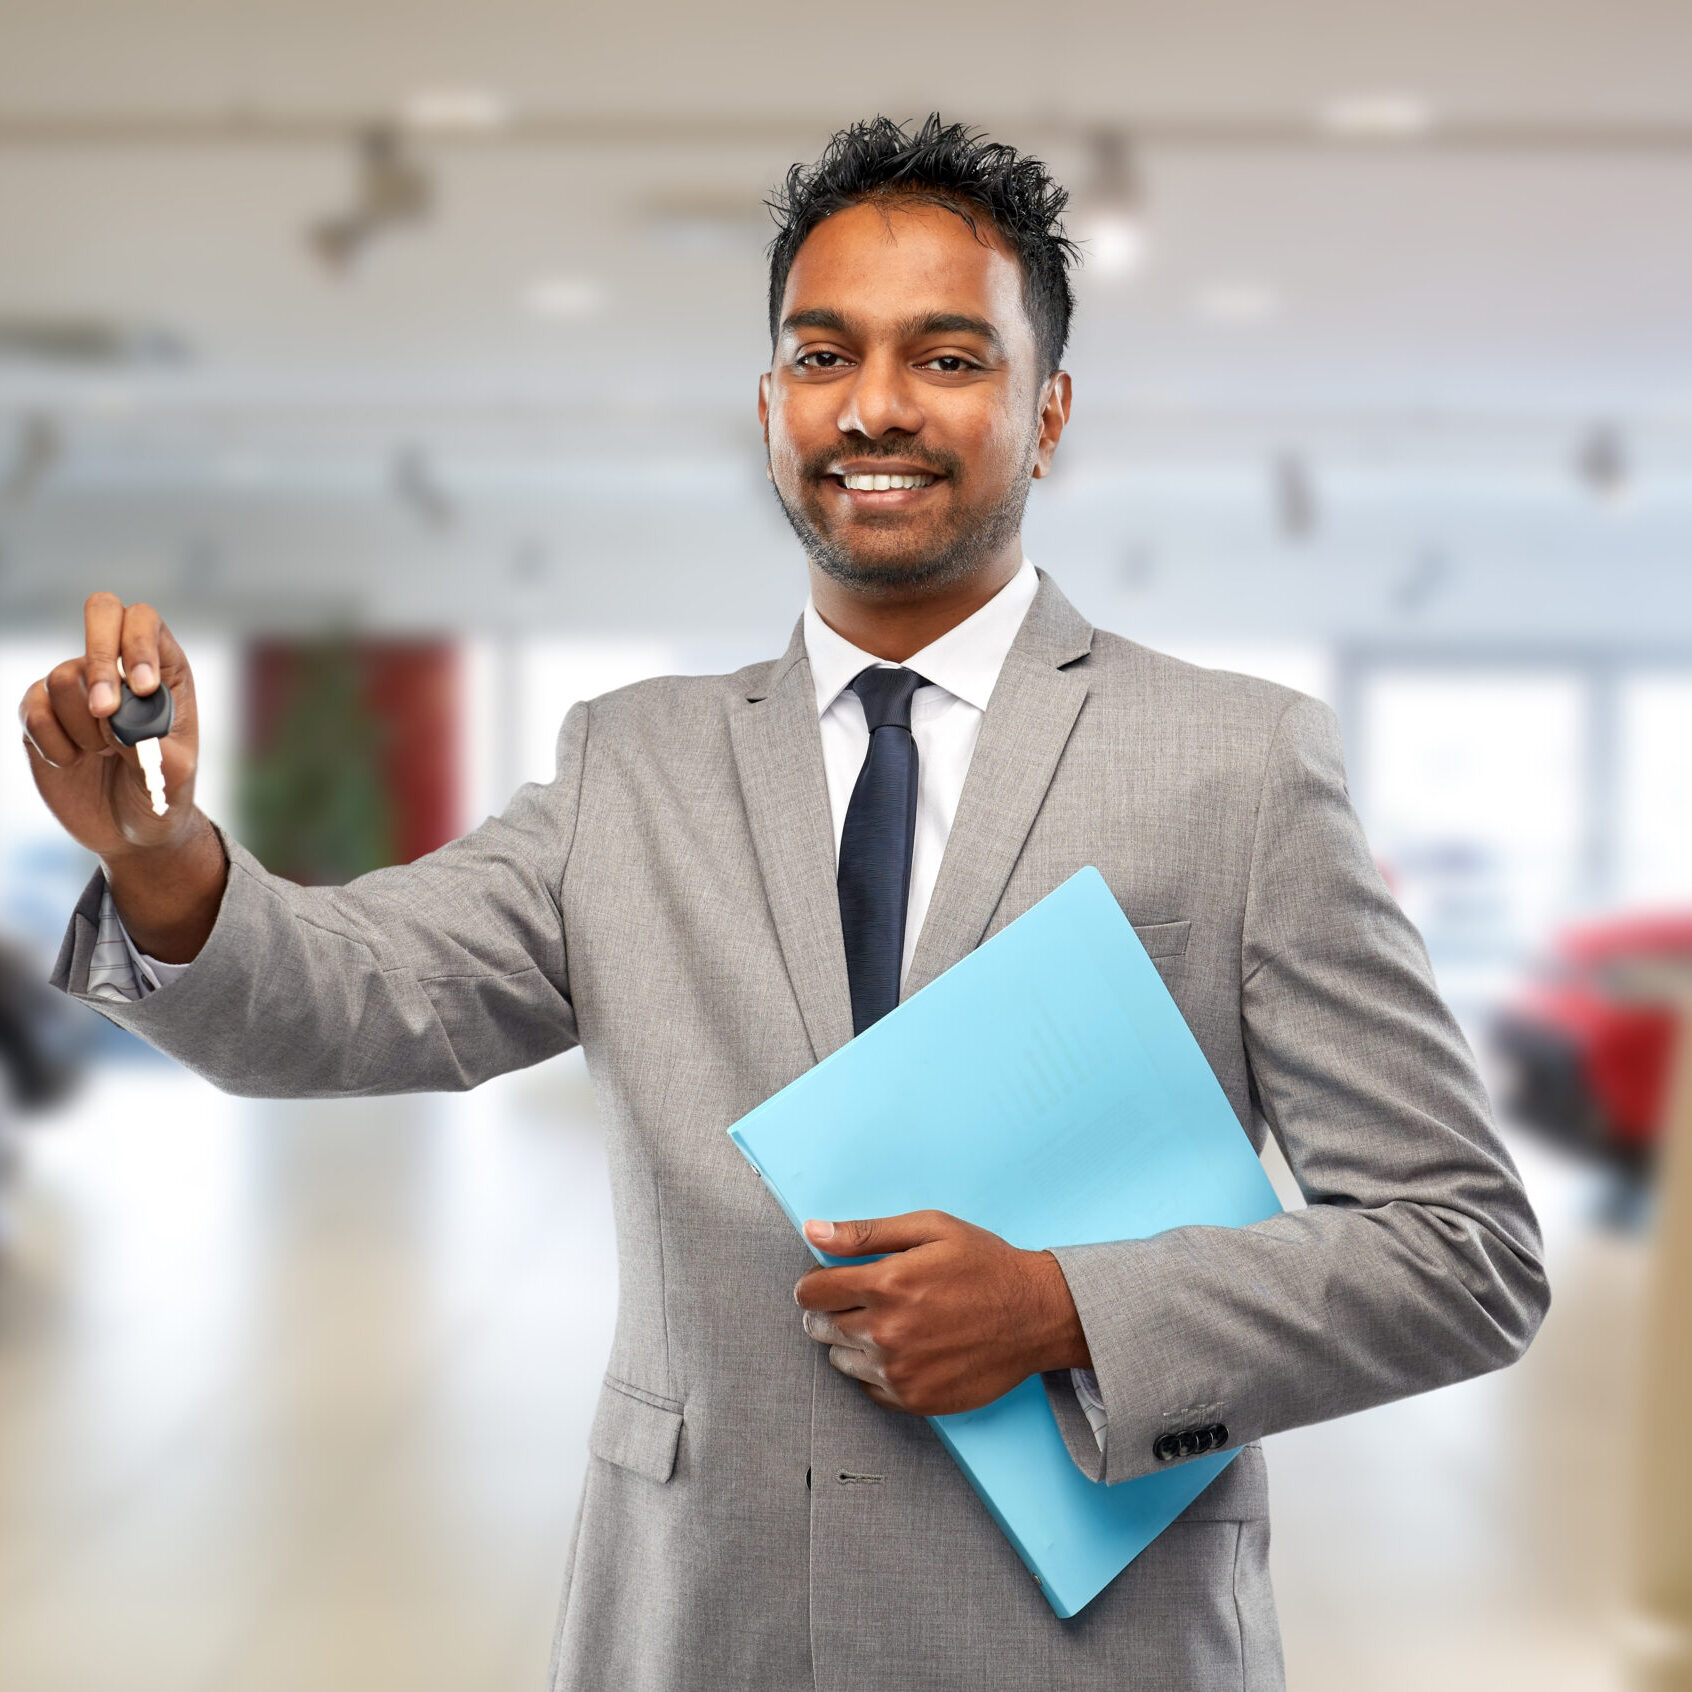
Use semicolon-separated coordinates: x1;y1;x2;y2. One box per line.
51;703;591;1099
1043;694;1550;1485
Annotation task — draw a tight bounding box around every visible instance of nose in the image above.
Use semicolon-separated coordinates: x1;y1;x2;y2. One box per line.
835;347;924;441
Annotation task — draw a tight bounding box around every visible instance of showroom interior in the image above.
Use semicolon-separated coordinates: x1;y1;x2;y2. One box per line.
3;3;1692;1688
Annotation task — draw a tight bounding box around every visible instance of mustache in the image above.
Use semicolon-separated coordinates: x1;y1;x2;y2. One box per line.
799;435;963;482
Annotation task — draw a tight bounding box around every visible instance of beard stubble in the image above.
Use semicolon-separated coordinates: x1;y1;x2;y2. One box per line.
769;428;1038;596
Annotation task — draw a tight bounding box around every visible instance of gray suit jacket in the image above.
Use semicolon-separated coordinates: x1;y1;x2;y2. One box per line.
56;573;1548;1691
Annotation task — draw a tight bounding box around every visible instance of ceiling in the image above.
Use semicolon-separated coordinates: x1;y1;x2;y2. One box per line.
1;0;1690;648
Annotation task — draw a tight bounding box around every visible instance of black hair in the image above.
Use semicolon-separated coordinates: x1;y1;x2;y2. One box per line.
767;114;1079;379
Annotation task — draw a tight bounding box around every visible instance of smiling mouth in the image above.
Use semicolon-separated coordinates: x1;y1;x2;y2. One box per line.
831;471;940;491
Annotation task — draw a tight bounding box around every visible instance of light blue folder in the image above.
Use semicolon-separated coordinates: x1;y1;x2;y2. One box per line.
726;866;1282;1619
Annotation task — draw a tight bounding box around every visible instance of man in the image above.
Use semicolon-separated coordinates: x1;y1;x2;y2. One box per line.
22;116;1547;1690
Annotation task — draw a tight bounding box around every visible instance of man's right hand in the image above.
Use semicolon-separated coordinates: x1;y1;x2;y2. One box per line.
18;592;227;963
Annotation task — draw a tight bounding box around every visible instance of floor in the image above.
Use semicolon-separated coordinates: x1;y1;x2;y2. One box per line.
0;1050;1647;1691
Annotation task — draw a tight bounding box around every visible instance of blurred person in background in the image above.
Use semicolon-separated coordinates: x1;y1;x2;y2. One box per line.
17;117;1548;1691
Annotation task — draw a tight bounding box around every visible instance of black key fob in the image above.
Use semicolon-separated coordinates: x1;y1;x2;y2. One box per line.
110;681;175;747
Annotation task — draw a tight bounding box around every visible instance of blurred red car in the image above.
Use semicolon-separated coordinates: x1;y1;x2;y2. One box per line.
1492;913;1692;1168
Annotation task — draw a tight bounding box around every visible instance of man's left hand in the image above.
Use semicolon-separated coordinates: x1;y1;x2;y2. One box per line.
794;1211;1092;1416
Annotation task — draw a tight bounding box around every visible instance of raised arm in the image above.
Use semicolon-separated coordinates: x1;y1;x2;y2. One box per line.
26;595;587;1098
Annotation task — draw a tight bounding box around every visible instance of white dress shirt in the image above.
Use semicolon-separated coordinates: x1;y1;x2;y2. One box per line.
803;556;1039;984
88;553;1108;1448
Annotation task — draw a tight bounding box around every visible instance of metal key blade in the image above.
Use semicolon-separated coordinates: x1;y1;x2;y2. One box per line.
136;737;169;816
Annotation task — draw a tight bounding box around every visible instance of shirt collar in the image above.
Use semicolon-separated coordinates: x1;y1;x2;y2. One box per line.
803;557;1040;719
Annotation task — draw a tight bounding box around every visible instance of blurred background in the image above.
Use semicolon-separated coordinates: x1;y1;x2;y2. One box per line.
3;2;1692;1688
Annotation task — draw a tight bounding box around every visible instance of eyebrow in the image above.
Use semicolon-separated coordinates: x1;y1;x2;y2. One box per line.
780;306;1006;356
900;312;1005;353
782;307;852;337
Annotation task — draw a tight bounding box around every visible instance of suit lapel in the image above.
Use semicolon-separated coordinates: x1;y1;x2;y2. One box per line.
728;627;856;1063
903;574;1094;998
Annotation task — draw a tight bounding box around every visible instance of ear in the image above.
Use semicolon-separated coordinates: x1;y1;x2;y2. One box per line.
1030;370;1072;480
758;370;772;441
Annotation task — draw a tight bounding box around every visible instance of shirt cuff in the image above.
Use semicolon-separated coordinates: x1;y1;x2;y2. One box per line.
86;881;194;1002
1071;1367;1108;1453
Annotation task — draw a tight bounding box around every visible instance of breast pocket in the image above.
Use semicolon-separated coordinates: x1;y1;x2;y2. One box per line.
588;1376;685;1485
1131;918;1191;965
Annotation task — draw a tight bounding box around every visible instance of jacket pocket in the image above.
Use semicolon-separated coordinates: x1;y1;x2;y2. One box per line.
588;1376;684;1484
1131;918;1191;962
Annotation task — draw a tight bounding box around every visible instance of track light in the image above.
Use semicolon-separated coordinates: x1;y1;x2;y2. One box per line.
391;444;454;529
1074;131;1147;281
308;127;433;274
3;413;62;506
1271;452;1316;541
0;317;187;367
1575;423;1630;508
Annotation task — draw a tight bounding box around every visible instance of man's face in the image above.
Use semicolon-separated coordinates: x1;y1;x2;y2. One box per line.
759;199;1068;596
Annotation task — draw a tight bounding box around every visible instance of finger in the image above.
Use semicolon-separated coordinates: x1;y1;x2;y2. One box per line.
804;1210;956;1258
156;618;191;691
45;659;108;754
83;592;126;717
827;1345;884;1389
19;678;82;767
120;602;163;697
801;1309;866;1349
795;1264;877;1313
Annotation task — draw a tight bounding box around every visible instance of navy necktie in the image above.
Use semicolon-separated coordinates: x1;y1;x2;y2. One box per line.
837;666;928;1036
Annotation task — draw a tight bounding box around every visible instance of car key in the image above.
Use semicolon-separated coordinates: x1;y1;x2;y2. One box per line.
109;681;175;816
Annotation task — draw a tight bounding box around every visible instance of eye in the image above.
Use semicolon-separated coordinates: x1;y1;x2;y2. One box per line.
922;355;979;374
795;349;850;369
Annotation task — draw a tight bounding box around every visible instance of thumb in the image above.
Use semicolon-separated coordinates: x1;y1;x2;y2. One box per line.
804;1210;955;1256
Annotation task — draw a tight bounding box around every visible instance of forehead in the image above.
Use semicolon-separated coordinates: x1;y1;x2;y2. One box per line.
780;199;1033;349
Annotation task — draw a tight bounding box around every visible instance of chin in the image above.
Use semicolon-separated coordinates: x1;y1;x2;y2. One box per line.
811;539;978;595
774;477;1022;597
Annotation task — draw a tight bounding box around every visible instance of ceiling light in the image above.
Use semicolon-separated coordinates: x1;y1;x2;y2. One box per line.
402;87;512;133
308;128;433;274
1083;210;1147;280
1074;131;1148;282
1318;92;1436;139
1194;282;1279;325
522;276;607;320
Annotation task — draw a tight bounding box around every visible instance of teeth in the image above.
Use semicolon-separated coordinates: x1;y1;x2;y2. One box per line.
840;472;934;491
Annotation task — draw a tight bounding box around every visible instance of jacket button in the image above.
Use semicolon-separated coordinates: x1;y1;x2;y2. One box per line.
1153;1433;1182;1463
1207;1423;1229;1451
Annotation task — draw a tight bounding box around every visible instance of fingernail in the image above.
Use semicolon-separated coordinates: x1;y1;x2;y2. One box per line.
804;1220;834;1243
131;663;157;693
89;682;117;714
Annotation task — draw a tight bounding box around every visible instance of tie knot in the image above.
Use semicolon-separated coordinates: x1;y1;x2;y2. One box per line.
850;666;927;732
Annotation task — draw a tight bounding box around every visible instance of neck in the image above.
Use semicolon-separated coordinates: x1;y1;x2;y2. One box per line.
808;544;1023;662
